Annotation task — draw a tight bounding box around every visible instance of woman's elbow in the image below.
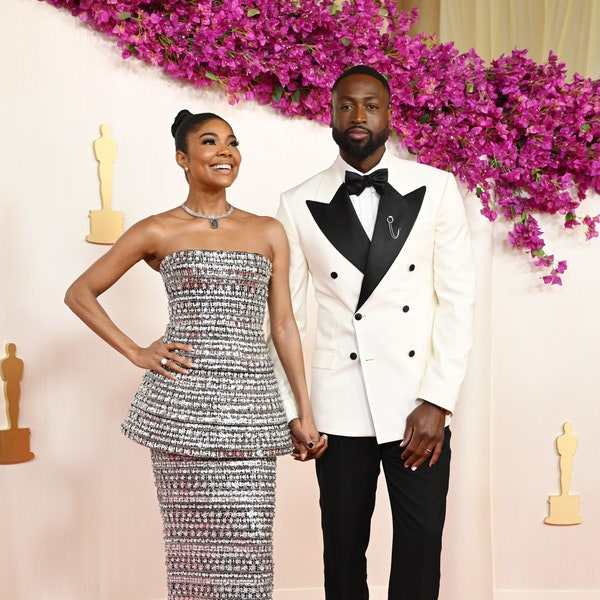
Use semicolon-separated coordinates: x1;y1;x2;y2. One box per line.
64;281;90;313
64;283;81;313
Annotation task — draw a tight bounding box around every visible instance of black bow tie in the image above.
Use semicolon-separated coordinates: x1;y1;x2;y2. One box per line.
344;168;388;196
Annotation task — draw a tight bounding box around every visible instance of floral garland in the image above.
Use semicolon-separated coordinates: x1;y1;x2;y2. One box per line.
43;0;600;284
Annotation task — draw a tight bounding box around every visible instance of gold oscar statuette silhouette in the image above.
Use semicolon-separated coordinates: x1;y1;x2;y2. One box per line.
0;343;34;464
86;123;123;244
544;422;582;525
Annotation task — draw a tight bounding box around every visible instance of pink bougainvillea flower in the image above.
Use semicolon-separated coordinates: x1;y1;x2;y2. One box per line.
41;0;600;284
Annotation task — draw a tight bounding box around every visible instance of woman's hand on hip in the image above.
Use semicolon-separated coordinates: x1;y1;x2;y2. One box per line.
130;338;194;379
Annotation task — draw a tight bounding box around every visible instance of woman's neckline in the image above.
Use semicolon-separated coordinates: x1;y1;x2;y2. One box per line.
159;248;271;270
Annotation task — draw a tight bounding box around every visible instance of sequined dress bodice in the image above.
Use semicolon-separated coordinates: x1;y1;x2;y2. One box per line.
121;250;292;458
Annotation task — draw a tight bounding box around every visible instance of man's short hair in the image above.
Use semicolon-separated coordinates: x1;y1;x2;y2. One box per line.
332;65;391;97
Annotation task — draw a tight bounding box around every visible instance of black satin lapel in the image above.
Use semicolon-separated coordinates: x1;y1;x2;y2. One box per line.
306;184;371;273
357;184;426;309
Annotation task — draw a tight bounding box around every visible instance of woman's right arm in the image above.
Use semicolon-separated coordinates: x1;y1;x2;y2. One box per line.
64;218;191;377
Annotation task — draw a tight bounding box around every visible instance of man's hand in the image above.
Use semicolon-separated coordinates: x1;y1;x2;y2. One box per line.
399;400;447;470
289;417;328;461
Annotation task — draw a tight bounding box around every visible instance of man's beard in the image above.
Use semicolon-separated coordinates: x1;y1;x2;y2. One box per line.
331;126;388;163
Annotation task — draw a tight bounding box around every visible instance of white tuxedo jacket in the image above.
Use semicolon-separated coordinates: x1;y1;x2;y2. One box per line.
272;153;475;443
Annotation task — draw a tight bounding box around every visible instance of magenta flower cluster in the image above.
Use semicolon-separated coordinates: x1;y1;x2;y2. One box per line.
43;0;600;284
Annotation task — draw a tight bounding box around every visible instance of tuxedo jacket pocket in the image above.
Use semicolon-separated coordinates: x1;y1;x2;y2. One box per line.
312;348;337;370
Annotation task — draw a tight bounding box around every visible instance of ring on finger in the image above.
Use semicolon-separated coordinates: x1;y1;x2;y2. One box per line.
160;357;168;366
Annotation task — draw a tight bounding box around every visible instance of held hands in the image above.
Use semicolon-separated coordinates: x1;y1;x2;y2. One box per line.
129;338;194;380
399;400;448;471
289;417;328;461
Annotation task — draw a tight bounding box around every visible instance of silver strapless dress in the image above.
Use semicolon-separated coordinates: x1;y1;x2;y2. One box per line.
121;249;293;459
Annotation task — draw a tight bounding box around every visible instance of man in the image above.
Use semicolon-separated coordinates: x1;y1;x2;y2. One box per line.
272;65;475;599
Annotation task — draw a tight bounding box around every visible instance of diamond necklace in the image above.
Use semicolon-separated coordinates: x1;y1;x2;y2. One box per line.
180;202;234;229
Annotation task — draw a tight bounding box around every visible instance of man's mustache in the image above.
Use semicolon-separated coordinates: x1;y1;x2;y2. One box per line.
345;126;371;135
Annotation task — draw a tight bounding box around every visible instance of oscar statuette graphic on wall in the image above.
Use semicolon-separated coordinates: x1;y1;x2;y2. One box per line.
0;343;34;464
86;123;123;244
545;422;582;525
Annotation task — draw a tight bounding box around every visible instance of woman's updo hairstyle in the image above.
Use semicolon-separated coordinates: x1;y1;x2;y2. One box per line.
171;109;227;153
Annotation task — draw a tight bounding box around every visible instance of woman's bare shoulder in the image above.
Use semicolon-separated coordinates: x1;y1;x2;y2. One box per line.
235;209;281;230
128;206;184;234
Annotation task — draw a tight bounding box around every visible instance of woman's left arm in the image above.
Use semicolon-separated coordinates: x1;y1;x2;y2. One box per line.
266;219;327;460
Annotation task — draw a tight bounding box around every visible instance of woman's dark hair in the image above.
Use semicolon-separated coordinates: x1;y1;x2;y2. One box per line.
171;110;228;153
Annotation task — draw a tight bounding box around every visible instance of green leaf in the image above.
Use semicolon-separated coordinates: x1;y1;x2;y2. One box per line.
118;12;132;20
158;34;173;48
341;37;351;47
580;123;591;132
271;85;284;103
291;89;300;103
246;8;260;17
532;249;545;258
127;44;139;56
465;82;474;93
205;72;219;82
417;113;431;124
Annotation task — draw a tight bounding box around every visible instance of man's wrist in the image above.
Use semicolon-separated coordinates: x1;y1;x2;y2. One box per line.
422;400;451;416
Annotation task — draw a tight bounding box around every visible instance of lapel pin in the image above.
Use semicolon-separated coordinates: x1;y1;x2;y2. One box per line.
387;216;400;240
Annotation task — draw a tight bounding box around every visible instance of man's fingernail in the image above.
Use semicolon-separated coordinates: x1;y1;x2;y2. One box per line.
411;466;417;472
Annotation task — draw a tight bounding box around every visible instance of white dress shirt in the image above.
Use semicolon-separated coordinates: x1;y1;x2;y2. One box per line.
337;152;390;240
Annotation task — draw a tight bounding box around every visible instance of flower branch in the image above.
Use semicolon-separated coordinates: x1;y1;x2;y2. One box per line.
43;0;600;284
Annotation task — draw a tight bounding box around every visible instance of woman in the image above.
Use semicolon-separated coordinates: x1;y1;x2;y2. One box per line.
65;110;326;599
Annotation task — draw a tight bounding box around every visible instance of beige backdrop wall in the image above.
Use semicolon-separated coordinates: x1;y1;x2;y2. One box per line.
400;0;600;80
1;1;598;599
